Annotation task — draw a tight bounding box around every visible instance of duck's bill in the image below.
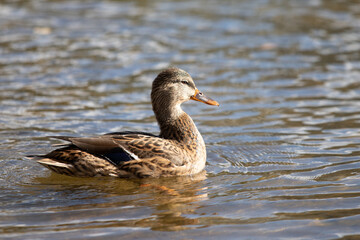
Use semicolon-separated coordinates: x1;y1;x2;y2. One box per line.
190;88;219;106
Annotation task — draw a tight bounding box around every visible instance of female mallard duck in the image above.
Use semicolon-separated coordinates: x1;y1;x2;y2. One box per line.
29;67;219;178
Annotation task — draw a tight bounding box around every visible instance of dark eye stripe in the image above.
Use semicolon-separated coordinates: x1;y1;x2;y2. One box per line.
172;79;195;89
181;80;189;85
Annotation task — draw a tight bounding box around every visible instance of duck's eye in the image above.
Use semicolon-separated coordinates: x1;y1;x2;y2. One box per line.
181;80;189;85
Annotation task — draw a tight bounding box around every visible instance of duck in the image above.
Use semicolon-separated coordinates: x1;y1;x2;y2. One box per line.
28;67;219;178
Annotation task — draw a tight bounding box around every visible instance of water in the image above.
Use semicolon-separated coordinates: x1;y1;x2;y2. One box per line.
1;0;360;239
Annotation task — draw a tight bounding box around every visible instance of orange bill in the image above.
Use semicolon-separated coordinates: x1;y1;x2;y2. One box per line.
190;88;219;106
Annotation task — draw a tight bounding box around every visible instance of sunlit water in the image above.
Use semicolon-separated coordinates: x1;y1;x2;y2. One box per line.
1;0;360;239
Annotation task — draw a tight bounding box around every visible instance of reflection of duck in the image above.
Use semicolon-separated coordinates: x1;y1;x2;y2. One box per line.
33;170;209;231
139;172;209;231
29;68;219;178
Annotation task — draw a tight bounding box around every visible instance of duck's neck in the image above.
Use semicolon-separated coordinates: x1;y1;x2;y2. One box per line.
153;104;200;144
155;103;207;171
160;112;198;142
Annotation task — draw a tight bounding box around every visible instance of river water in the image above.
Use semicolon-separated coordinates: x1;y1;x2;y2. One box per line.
1;0;360;239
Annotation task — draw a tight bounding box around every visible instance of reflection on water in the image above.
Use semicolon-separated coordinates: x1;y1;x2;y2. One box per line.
1;0;360;239
4;172;208;236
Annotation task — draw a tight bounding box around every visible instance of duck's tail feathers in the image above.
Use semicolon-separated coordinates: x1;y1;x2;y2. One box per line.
27;156;75;176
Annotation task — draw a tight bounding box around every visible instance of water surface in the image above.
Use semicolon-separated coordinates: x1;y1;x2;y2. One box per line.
1;0;360;239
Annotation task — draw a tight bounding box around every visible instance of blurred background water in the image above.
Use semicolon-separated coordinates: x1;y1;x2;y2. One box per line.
1;0;360;239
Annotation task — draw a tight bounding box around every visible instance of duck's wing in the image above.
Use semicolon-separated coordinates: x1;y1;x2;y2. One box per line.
29;145;122;177
110;133;184;165
45;135;130;166
49;132;185;166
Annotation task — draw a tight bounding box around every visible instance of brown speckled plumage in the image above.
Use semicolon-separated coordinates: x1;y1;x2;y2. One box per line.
29;67;219;178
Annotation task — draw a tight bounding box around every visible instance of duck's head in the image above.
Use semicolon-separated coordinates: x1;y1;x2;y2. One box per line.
151;68;219;121
151;67;219;120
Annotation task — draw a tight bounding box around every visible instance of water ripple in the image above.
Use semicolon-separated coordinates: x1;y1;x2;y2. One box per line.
1;0;360;239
